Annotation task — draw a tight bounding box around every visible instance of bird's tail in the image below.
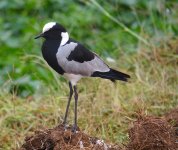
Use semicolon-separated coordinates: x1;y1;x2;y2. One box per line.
91;68;130;82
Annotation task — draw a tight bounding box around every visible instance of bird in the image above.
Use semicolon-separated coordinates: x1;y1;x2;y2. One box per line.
35;22;130;132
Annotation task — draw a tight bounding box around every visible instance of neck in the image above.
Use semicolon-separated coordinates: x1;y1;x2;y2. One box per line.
60;32;69;46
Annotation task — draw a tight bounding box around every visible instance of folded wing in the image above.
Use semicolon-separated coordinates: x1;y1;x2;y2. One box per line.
56;41;110;76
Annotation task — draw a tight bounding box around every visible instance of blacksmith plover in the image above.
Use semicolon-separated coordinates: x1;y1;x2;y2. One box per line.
35;22;130;132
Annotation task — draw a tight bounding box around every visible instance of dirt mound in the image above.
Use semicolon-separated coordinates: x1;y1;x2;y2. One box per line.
126;116;178;150
20;124;121;150
20;109;178;150
164;108;178;127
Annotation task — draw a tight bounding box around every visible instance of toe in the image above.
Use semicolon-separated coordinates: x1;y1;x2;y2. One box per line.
71;125;77;133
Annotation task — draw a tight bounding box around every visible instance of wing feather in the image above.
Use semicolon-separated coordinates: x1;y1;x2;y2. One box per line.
56;42;109;76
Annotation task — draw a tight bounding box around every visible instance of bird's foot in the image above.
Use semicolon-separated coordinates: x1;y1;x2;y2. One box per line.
71;124;78;133
62;122;68;131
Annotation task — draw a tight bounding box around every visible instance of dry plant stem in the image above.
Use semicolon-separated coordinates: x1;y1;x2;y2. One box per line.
90;0;150;46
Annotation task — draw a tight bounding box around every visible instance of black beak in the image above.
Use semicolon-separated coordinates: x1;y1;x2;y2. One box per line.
34;33;44;39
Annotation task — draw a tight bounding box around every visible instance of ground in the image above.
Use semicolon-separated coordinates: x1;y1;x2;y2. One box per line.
0;35;177;150
20;124;121;150
21;109;178;150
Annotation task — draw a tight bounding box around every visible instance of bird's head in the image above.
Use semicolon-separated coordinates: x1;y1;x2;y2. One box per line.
35;22;69;46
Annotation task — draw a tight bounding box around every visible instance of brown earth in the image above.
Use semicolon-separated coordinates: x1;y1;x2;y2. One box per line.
164;108;178;127
126;115;178;150
21;109;178;150
20;124;121;150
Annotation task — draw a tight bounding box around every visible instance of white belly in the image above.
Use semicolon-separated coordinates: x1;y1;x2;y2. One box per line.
64;73;82;86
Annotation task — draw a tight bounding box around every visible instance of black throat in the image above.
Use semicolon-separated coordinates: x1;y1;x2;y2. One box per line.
42;39;65;75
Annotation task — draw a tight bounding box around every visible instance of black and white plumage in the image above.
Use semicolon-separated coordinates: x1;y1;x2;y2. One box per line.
35;22;130;132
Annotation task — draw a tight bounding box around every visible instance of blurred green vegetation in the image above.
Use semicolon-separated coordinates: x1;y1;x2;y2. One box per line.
0;0;177;97
0;0;178;149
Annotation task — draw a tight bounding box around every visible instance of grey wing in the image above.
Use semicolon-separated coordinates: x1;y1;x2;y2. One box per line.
56;42;110;76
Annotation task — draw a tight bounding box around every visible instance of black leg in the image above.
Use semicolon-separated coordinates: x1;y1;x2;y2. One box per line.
63;82;73;126
72;85;78;133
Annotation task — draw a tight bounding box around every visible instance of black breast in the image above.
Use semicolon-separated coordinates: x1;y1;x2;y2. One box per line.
42;40;65;75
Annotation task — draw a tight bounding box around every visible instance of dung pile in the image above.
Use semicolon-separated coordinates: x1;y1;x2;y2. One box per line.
164;108;178;127
126;116;178;150
20;109;178;150
20;124;121;150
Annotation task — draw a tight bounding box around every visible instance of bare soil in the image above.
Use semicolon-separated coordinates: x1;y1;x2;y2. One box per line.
20;124;121;150
126;116;178;150
164;108;178;127
21;109;178;150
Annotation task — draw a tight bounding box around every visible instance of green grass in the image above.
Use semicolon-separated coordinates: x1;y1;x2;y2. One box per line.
0;39;177;149
0;0;178;149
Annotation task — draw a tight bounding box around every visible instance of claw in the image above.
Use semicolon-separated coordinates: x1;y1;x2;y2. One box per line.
71;124;77;133
61;122;68;131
